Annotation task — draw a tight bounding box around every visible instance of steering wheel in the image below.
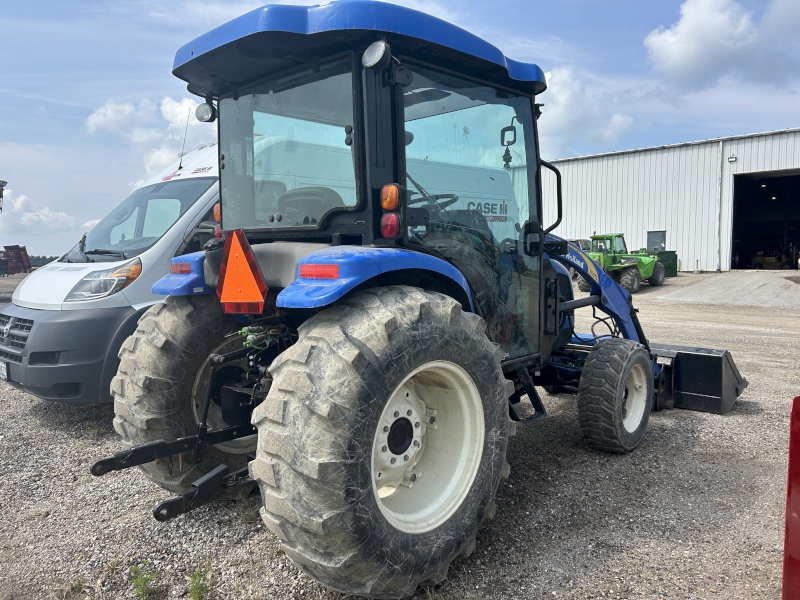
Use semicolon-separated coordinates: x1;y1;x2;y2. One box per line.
407;193;459;209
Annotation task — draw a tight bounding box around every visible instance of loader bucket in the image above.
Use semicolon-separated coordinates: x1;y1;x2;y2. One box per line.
650;343;748;415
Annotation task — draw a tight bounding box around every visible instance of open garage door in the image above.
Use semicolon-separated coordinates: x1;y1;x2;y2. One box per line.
732;170;800;270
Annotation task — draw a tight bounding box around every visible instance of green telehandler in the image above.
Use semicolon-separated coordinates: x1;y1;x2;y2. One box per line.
576;233;665;293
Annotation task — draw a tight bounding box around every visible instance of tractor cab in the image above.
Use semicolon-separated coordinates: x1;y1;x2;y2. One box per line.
171;1;561;364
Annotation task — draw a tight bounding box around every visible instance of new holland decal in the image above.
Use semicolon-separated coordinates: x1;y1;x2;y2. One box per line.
564;247;599;283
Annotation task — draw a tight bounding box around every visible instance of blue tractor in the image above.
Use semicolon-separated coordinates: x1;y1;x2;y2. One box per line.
93;2;747;597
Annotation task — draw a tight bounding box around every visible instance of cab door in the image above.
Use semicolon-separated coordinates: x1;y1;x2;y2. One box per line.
401;63;542;361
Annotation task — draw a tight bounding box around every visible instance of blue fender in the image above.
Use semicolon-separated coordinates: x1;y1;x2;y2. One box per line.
152;252;211;296
276;246;475;311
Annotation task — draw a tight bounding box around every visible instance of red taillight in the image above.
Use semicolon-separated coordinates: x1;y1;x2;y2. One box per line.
300;264;340;279
380;213;401;239
222;301;263;314
170;263;192;274
214;224;222;239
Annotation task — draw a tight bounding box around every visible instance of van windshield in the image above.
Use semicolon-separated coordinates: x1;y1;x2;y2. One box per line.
61;177;215;263
218;57;356;231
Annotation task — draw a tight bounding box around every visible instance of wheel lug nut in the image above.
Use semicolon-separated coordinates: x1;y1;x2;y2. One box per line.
415;422;420;428
394;411;399;418
413;440;420;447
403;455;409;461
381;445;387;452
390;457;396;464
383;426;389;432
406;409;412;416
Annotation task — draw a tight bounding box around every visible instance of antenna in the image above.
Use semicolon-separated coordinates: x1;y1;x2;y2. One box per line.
178;107;191;170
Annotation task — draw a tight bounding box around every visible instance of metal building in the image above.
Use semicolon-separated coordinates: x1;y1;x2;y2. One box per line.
538;128;800;271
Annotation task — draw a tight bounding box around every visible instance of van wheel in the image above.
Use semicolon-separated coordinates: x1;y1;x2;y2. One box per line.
111;295;256;492
250;287;513;598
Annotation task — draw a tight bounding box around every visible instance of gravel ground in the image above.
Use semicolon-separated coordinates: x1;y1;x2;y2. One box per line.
0;272;796;600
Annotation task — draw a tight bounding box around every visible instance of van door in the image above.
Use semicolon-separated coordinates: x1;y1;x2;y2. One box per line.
403;63;541;361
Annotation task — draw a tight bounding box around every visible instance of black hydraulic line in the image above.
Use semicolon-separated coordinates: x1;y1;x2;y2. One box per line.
629;307;651;353
90;424;256;477
558;295;600;313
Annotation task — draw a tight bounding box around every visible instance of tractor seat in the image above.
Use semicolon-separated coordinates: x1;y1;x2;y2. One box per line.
433;209;494;239
278;186;345;224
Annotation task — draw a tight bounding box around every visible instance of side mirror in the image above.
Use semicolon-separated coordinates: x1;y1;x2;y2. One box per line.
523;220;542;256
501;125;516;147
192;221;217;247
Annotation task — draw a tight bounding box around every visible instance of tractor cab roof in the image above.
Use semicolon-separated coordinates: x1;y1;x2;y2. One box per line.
591;233;624;239
172;0;547;100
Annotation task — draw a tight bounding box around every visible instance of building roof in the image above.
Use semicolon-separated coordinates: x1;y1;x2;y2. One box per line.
172;0;546;97
552;127;800;163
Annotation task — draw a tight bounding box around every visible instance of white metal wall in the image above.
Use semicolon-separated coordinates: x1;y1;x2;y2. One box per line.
539;129;800;271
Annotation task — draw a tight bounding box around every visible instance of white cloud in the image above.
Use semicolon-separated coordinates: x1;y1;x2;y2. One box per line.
644;0;800;88
82;219;101;229
537;68;637;158
86;96;216;177
1;189;77;234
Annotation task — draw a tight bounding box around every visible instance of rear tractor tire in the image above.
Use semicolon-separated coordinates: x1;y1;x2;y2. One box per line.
577;276;592;292
577;338;652;453
619;267;641;293
112;295;256;492
251;287;513;599
648;261;666;286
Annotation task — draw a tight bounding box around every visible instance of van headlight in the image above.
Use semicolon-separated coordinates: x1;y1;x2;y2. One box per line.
64;258;142;302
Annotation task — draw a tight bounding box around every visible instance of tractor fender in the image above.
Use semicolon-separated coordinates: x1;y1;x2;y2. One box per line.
276;246;475;311
152;251;210;296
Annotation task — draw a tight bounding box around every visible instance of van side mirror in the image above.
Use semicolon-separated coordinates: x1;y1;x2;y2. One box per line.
523;220;542;256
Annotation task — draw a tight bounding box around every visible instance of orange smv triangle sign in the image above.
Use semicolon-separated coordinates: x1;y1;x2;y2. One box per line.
219;231;265;303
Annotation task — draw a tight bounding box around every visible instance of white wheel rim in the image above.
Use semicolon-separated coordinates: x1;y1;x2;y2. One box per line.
371;360;484;534
191;334;257;454
622;363;648;433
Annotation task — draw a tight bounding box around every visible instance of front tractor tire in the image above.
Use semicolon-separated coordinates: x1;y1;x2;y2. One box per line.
619;267;641;293
250;287;513;599
112;295;255;492
577;338;652;453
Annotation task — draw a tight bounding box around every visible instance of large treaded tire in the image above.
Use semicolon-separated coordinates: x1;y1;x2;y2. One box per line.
112;295;251;492
577;276;592;292
577;338;652;454
619;267;641;293
250;287;513;599
647;261;665;286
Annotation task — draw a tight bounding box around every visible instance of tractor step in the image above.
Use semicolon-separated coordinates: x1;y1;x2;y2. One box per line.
651;343;748;415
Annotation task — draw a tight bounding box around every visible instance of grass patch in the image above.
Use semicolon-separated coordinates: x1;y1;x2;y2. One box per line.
53;579;85;600
130;562;158;600
189;564;211;600
238;496;262;525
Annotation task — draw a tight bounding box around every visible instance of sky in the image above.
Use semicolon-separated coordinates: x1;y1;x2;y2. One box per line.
1;0;799;255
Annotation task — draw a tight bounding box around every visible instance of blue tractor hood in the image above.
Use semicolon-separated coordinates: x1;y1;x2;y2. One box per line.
172;0;547;98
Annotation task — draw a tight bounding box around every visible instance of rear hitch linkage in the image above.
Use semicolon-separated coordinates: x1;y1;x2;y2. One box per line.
91;343;261;519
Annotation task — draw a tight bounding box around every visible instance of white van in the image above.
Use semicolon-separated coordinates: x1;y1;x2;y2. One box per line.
0;146;220;404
